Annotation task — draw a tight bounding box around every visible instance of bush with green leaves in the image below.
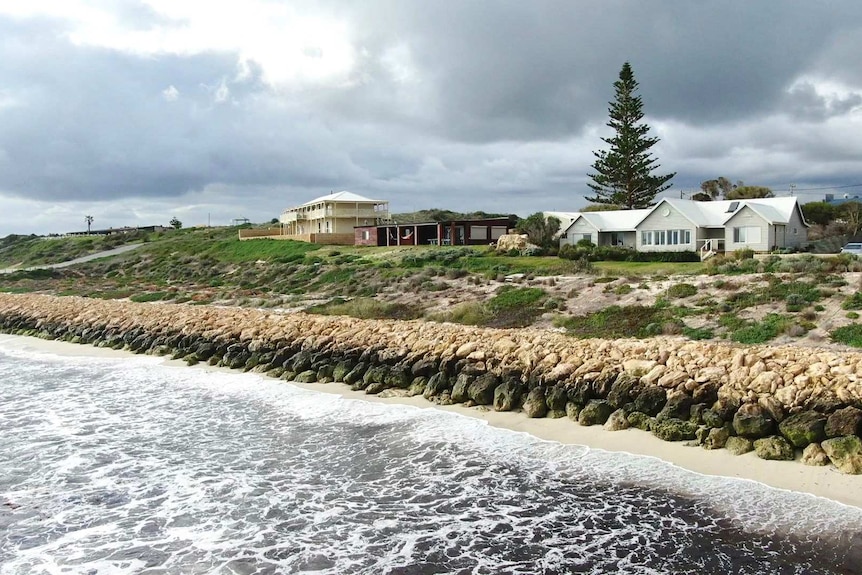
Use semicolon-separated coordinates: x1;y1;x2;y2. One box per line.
842;292;862;310
831;324;862;347
666;283;697;299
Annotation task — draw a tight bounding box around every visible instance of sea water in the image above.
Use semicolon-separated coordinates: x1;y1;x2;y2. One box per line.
1;338;861;575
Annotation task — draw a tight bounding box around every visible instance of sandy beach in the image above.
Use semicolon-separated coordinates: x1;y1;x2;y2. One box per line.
3;332;860;510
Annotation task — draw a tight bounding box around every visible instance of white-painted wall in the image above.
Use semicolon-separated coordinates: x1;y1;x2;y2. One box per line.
560;218;598;246
635;205;696;252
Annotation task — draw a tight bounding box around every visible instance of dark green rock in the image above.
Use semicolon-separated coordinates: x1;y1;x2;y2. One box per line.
332;361;353;382
703;426;731;450
578;400;613;426
451;373;474;403
657;393;692;422
363;365;389;386
633;387;666;416
754;436;795;461
565;402;581;421
424;373;450;399
778;410;827;448
732;404;774;439
702;409;724;429
365;382;387;394
545;385;568;412
607;372;641;408
343;362;368;385
494;380;523;412
523;388;548;418
825;406;862;438
651;418;698;442
384;366;411;389
408;376;428;397
467;373;499;405
294;370;318;383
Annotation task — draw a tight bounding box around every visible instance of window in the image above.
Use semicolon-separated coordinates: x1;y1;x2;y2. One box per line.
641;229;690;246
582;233;592;241
361;230;370;241
733;226;761;244
470;226;487;240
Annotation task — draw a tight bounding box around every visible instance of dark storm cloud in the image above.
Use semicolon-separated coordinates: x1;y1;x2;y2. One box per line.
1;0;862;235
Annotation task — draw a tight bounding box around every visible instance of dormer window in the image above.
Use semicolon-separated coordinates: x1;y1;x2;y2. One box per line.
726;201;740;213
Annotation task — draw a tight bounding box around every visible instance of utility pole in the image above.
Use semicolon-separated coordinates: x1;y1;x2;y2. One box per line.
789;183;796;197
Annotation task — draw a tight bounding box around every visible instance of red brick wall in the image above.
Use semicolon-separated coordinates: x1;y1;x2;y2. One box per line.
354;227;378;246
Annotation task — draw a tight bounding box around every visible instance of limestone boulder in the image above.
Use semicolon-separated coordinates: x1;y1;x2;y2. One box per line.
725;436;754;456
495;233;529;253
703;426;731;450
627;411;654;431
822;436;862;474
754;436;795;461
801;443;830;466
604;409;630;431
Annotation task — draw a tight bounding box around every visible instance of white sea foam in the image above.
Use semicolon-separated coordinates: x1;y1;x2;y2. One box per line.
1;342;861;574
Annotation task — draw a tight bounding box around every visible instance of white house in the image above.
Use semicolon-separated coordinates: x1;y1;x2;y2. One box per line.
556;197;809;257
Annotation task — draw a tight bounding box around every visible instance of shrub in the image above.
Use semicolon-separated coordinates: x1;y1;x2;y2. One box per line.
847;312;860;320
831;324;862;347
430;302;490;326
683;326;714;340
130;291;168;303
842;292;862;310
614;284;633;295
666;283;697;299
306;297;423;320
730;314;791;344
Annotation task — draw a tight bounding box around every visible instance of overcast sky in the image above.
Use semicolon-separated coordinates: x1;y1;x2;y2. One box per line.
1;1;861;235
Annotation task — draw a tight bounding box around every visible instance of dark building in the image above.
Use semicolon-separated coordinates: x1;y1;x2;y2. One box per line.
354;217;517;247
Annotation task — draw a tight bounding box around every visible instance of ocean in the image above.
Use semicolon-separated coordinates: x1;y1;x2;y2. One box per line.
1;338;861;574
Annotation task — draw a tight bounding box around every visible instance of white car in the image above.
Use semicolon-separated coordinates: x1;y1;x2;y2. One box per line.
840;243;862;255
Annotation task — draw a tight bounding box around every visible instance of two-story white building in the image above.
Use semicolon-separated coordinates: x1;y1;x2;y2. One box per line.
556;197;808;258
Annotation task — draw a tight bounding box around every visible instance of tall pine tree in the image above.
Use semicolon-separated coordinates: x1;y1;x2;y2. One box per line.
586;63;675;209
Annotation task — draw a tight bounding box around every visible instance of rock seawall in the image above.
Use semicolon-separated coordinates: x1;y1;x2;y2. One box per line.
2;293;862;474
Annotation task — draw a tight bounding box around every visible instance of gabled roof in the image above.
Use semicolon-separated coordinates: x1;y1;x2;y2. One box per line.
559;208;650;234
558;196;806;234
288;191;387;210
636;197;805;228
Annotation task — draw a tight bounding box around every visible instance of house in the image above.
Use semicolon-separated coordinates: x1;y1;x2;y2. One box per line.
238;191;391;244
354;217;517;247
557;197;808;257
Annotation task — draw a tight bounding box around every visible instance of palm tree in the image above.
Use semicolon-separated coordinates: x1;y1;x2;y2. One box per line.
85;215;94;234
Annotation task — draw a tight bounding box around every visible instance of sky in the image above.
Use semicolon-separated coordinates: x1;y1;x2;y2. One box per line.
1;1;861;235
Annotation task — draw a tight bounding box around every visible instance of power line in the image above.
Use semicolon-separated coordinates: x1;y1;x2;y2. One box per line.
772;183;862;193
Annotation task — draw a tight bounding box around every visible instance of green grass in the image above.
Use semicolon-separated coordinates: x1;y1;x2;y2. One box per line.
729;313;793;344
0;231;147;268
130;291;169;303
554;305;671;339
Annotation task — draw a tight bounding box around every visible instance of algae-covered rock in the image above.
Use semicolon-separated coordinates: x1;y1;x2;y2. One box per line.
821;436;862;474
604;409;630;431
467;373;499;405
732;404;774;438
701;409;724;429
778;410;827;448
633;386;666;416
825;406;862;438
363;365;389;386
703;426;731;450
565;402;581;421
578;400;613;426
545;385;568;412
424;373;450;399
494;380;523;412
451;373;473;403
294;369;318;383
407;376;428;397
801;443;830;466
607;373;641;409
332;361;353;382
523;388;548;418
656;392;692;422
651;418;698;442
365;381;387;394
343;362;368;385
754;436;795;461
384;366;411;389
627;411;653;431
725;436;754;455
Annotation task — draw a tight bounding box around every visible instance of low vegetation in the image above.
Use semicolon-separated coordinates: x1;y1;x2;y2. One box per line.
2;227;862;347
